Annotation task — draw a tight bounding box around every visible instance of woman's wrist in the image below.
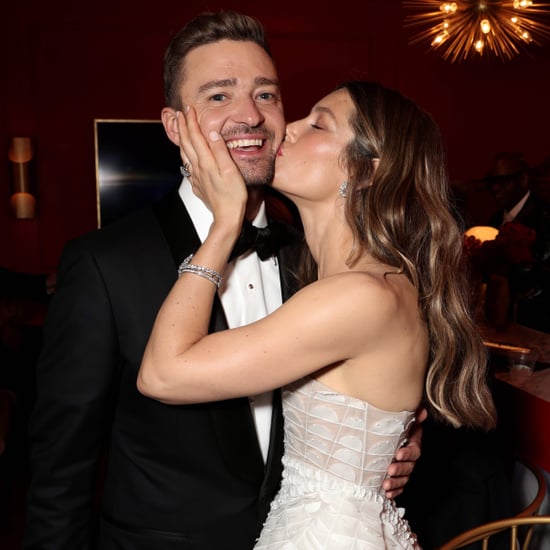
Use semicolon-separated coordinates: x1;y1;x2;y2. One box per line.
208;217;242;247
177;254;223;287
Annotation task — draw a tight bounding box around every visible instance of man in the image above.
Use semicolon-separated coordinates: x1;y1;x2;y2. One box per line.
24;12;420;549
484;151;550;332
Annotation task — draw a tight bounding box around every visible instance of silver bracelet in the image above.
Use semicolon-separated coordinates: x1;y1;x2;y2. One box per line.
177;254;223;288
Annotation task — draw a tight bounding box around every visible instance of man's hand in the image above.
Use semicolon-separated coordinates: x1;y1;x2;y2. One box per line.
383;407;427;499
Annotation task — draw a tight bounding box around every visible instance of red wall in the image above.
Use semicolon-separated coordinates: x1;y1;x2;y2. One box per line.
2;0;550;273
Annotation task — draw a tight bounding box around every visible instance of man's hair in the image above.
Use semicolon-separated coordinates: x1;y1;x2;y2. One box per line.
163;11;272;108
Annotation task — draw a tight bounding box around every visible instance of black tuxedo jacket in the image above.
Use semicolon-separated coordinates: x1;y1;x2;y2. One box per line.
490;192;550;265
24;187;300;550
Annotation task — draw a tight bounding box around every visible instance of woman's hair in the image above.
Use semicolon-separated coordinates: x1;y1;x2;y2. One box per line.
301;80;496;430
163;11;272;109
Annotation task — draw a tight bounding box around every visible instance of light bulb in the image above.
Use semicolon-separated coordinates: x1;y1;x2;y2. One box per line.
440;2;457;14
431;30;449;46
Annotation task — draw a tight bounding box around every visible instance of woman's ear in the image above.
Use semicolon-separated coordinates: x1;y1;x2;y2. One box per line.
360;158;380;189
161;107;180;146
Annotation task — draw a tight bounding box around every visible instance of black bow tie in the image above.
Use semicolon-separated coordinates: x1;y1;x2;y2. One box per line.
230;220;297;261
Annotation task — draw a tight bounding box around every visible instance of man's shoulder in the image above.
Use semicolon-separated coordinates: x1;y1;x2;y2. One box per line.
75;206;160;251
76;187;186;249
55;205;177;288
59;204;177;274
520;193;550;228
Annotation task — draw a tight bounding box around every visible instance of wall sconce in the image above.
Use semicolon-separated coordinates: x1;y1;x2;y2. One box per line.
8;137;37;219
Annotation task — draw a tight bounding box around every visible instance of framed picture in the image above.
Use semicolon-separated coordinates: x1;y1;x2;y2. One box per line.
94;119;181;228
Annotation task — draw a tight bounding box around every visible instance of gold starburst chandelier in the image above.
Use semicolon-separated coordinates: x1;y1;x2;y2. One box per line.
403;1;550;62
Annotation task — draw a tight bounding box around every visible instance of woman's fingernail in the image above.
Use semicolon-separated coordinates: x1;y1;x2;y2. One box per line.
209;131;220;142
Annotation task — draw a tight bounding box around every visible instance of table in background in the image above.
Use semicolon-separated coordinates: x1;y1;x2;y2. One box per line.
494;368;550;473
479;321;550;471
493;368;550;549
480;323;550;548
479;322;550;366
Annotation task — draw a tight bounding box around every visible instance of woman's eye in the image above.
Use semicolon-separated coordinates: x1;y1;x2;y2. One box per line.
311;123;323;130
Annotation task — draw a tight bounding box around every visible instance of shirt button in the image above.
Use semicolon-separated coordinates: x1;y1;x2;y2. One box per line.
248;283;254;290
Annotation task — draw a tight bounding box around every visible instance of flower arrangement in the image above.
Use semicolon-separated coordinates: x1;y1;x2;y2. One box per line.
464;221;536;279
463;221;537;328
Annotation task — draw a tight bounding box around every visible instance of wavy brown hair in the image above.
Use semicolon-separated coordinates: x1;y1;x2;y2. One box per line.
299;81;496;430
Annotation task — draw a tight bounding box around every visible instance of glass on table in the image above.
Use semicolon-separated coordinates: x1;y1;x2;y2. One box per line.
507;347;538;382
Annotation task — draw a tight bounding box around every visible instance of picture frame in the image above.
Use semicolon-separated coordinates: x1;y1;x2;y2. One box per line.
94;119;181;228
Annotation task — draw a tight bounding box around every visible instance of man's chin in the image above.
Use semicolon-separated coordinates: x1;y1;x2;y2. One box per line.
240;165;275;188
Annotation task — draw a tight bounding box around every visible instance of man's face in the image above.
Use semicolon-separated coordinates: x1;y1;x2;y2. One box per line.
484;154;530;211
487;173;527;211
178;40;285;187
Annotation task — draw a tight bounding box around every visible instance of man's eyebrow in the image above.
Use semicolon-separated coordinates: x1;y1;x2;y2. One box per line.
198;77;280;94
198;79;236;94
255;77;280;87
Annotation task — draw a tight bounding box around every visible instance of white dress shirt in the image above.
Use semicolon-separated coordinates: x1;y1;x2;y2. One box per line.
179;179;282;462
503;190;530;224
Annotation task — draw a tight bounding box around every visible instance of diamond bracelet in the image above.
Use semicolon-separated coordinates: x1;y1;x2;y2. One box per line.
177;254;223;288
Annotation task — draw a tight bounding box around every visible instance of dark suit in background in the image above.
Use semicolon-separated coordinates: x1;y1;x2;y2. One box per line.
489;193;550;333
484;151;550;333
24;187;299;549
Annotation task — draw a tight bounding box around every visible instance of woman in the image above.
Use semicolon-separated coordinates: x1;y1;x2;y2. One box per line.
138;81;496;548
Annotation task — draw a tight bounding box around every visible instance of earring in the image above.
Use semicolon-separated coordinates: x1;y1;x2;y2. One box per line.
180;163;191;178
338;181;348;197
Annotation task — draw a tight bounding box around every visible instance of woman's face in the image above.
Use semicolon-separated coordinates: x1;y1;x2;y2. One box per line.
273;88;354;202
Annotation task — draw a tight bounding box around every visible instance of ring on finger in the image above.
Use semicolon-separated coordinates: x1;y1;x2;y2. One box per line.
180;162;191;178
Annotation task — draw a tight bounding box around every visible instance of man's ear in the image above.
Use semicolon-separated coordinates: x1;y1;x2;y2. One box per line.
519;171;530;191
161;107;180;146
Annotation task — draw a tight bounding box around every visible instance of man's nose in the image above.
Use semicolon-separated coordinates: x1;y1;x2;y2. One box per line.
234;97;264;127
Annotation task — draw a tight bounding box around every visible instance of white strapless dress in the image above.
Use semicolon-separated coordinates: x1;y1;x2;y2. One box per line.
254;377;418;549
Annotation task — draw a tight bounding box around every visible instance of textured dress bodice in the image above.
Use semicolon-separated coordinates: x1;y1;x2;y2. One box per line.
254;377;418;549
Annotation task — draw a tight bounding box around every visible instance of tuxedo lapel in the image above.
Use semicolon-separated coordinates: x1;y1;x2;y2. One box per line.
258;389;284;518
152;186;200;266
514;194;537;227
209;399;265;484
256;227;301;510
277;227;302;302
153;187;265;485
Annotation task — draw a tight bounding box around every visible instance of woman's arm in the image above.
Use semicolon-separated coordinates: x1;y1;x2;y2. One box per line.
137;269;403;405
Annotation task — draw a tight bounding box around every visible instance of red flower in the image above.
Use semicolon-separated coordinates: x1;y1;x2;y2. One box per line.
463;221;536;277
494;221;536;265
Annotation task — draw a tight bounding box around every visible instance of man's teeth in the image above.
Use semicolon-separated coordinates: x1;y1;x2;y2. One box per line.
226;139;263;149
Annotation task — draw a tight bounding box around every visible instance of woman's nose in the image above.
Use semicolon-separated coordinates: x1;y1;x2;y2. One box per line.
285;121;298;142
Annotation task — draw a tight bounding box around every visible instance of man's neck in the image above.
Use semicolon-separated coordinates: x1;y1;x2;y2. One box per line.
245;186;265;221
179;179;269;243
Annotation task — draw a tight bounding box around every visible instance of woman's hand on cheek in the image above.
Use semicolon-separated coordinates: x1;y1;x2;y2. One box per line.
177;107;246;228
